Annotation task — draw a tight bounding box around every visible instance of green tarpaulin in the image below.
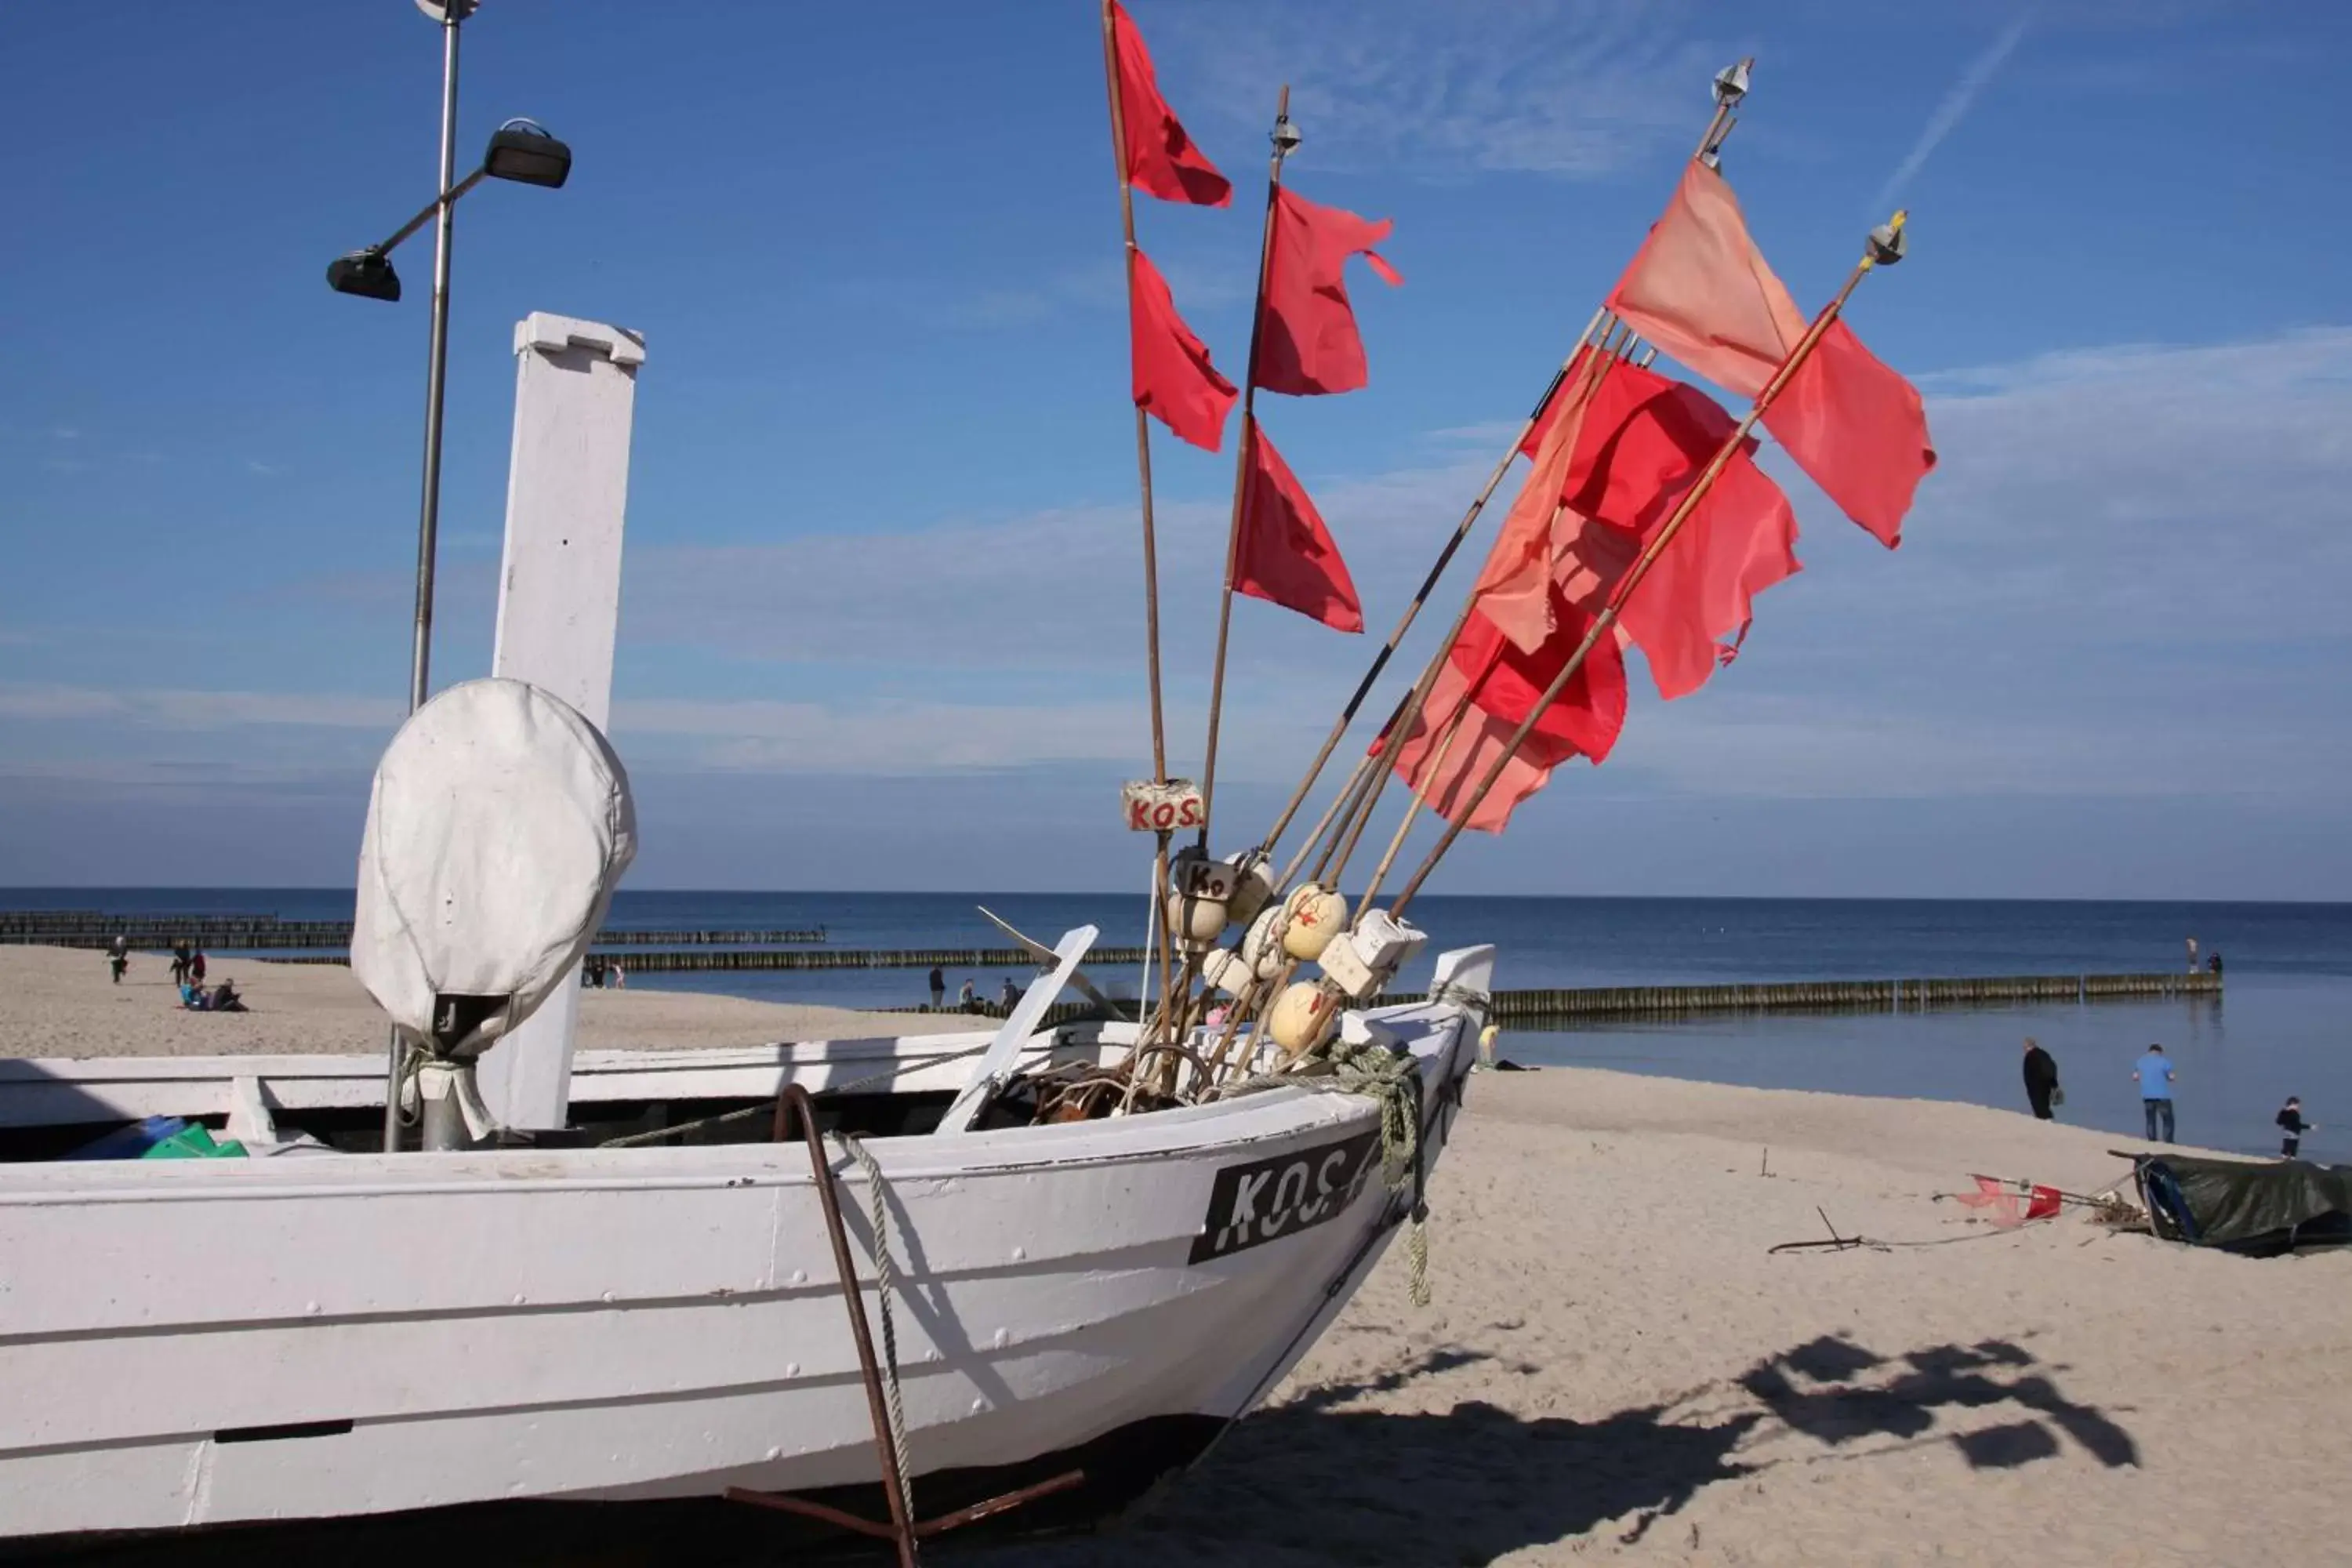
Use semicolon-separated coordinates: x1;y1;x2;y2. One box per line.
2134;1154;2352;1255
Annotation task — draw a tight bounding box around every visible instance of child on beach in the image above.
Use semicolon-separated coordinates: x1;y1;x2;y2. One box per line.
2278;1097;2313;1159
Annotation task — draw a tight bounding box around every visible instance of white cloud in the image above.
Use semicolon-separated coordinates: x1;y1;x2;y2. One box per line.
1159;0;1737;178
1874;16;2031;211
16;326;2352;811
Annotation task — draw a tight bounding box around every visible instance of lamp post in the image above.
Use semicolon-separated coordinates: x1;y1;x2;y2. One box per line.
328;0;572;1151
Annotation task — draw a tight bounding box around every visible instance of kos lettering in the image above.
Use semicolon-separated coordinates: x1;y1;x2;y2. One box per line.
1189;1130;1381;1263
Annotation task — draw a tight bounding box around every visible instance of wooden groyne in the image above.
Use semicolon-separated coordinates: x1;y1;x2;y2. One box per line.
882;971;2222;1026
2;916;827;951
1375;971;2221;1022
274;946;1153;972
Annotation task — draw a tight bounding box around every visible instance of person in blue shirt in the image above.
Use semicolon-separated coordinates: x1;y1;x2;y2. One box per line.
2133;1044;2176;1142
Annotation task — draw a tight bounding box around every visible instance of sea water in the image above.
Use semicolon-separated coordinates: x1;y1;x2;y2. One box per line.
9;890;2346;1165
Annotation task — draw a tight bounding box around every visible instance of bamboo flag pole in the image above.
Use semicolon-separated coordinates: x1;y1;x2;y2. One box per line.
1387;215;1909;918
1318;324;1633;891
1254;65;1753;865
1254;311;1602;860
1097;0;1178;1037
1194;87;1297;850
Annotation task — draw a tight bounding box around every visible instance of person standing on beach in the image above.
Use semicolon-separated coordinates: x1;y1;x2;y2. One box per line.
190;949;206;985
171;941;190;986
927;966;945;1010
2021;1038;2060;1120
2278;1097;2313;1159
108;949;127;985
2134;1044;2177;1142
2186;935;2199;973
998;976;1021;1013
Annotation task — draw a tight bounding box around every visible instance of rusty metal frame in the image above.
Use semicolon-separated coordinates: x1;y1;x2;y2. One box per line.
723;1084;1083;1562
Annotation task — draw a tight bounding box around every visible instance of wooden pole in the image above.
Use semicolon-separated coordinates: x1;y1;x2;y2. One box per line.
1195;86;1294;850
1389;220;1904;916
1257;74;1752;868
1255;307;1606;862
1321;325;1632;889
1098;0;1179;1040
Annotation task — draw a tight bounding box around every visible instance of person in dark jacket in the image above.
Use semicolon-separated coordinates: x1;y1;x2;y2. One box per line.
2278;1097;2313;1159
2022;1037;2060;1120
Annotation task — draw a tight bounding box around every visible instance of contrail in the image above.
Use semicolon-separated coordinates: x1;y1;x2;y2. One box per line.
1873;16;2030;211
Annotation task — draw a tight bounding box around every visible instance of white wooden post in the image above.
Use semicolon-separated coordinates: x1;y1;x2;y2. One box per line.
475;312;645;1131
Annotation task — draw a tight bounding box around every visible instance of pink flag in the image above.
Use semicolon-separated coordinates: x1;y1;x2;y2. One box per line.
1762;318;1936;547
1128;248;1236;452
1607;161;1807;400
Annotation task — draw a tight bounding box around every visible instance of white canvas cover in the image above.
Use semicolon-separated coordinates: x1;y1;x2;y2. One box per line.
351;678;635;1056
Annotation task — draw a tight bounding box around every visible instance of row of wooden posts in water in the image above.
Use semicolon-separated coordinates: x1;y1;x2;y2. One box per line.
902;971;2220;1027
6;918;827;950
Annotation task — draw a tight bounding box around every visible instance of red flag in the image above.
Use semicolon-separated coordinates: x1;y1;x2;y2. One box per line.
1447;593;1628;764
1108;2;1230;207
1254;187;1403;397
1543;362;1800;699
1606;162;1806;400
1128;248;1236;452
1479;358;1799;699
1378;597;1625;833
1234;427;1363;631
1762;319;1936;548
1379;664;1554;833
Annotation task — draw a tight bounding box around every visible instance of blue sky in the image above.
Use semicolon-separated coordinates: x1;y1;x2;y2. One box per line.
2;1;2347;898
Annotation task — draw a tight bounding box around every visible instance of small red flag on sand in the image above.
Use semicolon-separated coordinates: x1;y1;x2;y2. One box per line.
1234;428;1363;632
1108;2;1231;207
1253;187;1403;397
1128;248;1236;452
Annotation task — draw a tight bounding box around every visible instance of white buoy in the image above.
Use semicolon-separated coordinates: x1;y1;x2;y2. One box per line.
1268;982;1338;1053
1279;886;1347;962
1240;905;1289;980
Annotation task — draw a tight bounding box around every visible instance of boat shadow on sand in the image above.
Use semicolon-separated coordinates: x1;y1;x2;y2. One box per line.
986;1331;2138;1567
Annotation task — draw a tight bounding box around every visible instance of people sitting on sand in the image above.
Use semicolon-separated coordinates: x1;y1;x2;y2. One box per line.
179;982;208;1011
958;978;978;1013
210;980;245;1013
999;976;1021;1012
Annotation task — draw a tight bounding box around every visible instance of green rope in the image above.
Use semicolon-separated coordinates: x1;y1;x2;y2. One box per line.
1223;1033;1433;1307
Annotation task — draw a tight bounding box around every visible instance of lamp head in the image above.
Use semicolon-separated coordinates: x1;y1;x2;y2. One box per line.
327;249;401;302
484;118;572;188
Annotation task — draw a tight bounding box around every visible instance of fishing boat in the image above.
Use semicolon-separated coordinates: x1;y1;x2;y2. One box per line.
0;948;1486;1548
1;0;1941;1545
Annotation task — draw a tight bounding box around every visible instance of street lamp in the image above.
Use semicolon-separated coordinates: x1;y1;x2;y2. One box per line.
328;0;572;1150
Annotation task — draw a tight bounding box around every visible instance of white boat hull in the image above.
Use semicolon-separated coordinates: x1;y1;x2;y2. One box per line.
0;951;1490;1547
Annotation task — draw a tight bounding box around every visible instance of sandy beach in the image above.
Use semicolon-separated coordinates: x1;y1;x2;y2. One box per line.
986;1066;2352;1567
0;944;975;1058
8;944;2347;1564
